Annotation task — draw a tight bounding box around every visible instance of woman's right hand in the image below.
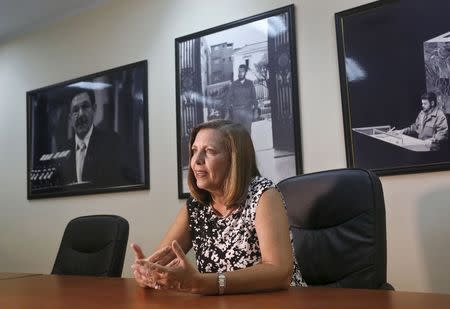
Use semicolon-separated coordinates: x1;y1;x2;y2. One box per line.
131;243;150;288
130;243;177;288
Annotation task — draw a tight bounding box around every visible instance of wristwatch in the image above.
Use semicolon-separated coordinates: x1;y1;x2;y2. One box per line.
217;271;226;295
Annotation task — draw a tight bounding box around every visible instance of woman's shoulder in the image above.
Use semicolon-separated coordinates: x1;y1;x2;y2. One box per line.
187;196;205;207
186;196;202;212
249;176;274;191
246;176;275;206
186;196;210;222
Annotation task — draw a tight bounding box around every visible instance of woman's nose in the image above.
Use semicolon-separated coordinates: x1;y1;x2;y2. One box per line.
194;151;205;164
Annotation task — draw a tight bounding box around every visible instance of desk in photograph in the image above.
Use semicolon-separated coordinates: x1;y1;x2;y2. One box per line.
0;274;449;308
353;126;430;152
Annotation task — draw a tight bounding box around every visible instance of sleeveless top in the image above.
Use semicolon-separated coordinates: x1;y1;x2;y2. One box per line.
187;176;306;287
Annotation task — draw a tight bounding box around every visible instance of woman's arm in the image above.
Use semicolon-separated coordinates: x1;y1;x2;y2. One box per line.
139;188;294;294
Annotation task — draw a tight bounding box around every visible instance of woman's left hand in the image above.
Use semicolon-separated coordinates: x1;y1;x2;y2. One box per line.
136;240;201;293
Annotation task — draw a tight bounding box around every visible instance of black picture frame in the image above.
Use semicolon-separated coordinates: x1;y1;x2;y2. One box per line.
27;60;149;199
336;0;450;176
175;5;302;198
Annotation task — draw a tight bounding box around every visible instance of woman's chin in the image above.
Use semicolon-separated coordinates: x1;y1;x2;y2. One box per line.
196;181;209;191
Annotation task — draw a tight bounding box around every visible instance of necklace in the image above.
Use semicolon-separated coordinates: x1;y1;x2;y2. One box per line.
210;202;235;218
221;208;235;218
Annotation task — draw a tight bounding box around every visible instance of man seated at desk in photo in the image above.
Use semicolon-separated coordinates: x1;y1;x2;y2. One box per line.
60;88;133;187
396;92;448;151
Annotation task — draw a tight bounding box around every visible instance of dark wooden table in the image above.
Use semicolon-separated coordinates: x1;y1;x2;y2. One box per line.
0;274;449;308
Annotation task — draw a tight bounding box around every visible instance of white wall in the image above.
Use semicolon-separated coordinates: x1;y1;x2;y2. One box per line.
0;0;449;294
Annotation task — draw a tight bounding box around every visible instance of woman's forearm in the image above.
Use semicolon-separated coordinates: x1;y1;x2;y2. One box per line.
192;263;293;295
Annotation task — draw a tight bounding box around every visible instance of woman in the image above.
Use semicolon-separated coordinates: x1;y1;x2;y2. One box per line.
131;120;305;295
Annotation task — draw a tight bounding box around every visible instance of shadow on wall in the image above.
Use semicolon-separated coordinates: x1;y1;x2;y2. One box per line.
417;187;450;294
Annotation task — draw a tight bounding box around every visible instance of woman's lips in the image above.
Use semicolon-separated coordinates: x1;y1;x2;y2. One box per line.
194;171;207;178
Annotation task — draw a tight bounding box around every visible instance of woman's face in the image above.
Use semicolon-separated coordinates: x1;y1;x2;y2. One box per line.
190;128;230;195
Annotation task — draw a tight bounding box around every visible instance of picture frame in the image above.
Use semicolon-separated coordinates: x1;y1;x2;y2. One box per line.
175;5;302;198
335;0;450;175
27;60;149;199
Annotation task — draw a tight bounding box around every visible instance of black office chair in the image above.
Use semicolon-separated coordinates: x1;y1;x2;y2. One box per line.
277;168;394;289
52;215;129;277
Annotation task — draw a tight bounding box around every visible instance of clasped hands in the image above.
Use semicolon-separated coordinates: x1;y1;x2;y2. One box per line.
131;240;200;293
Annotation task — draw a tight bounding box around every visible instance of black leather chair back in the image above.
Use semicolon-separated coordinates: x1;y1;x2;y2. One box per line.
277;168;392;289
52;215;129;277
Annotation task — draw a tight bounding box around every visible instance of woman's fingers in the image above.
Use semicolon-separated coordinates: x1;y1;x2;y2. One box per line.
130;243;145;260
171;240;187;262
132;266;150;288
148;245;170;259
132;263;163;288
132;241;191;291
131;244;175;267
136;259;169;273
148;246;174;265
138;262;185;292
131;264;144;279
166;258;179;267
157;254;177;266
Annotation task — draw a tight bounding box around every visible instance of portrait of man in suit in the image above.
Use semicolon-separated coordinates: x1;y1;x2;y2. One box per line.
60;88;133;187
27;61;148;199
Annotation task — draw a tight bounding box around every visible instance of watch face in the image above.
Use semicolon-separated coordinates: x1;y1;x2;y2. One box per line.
219;276;225;285
218;273;226;295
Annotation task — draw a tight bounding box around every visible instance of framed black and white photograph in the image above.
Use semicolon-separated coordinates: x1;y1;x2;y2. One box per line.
27;60;149;199
175;5;302;198
336;0;450;175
